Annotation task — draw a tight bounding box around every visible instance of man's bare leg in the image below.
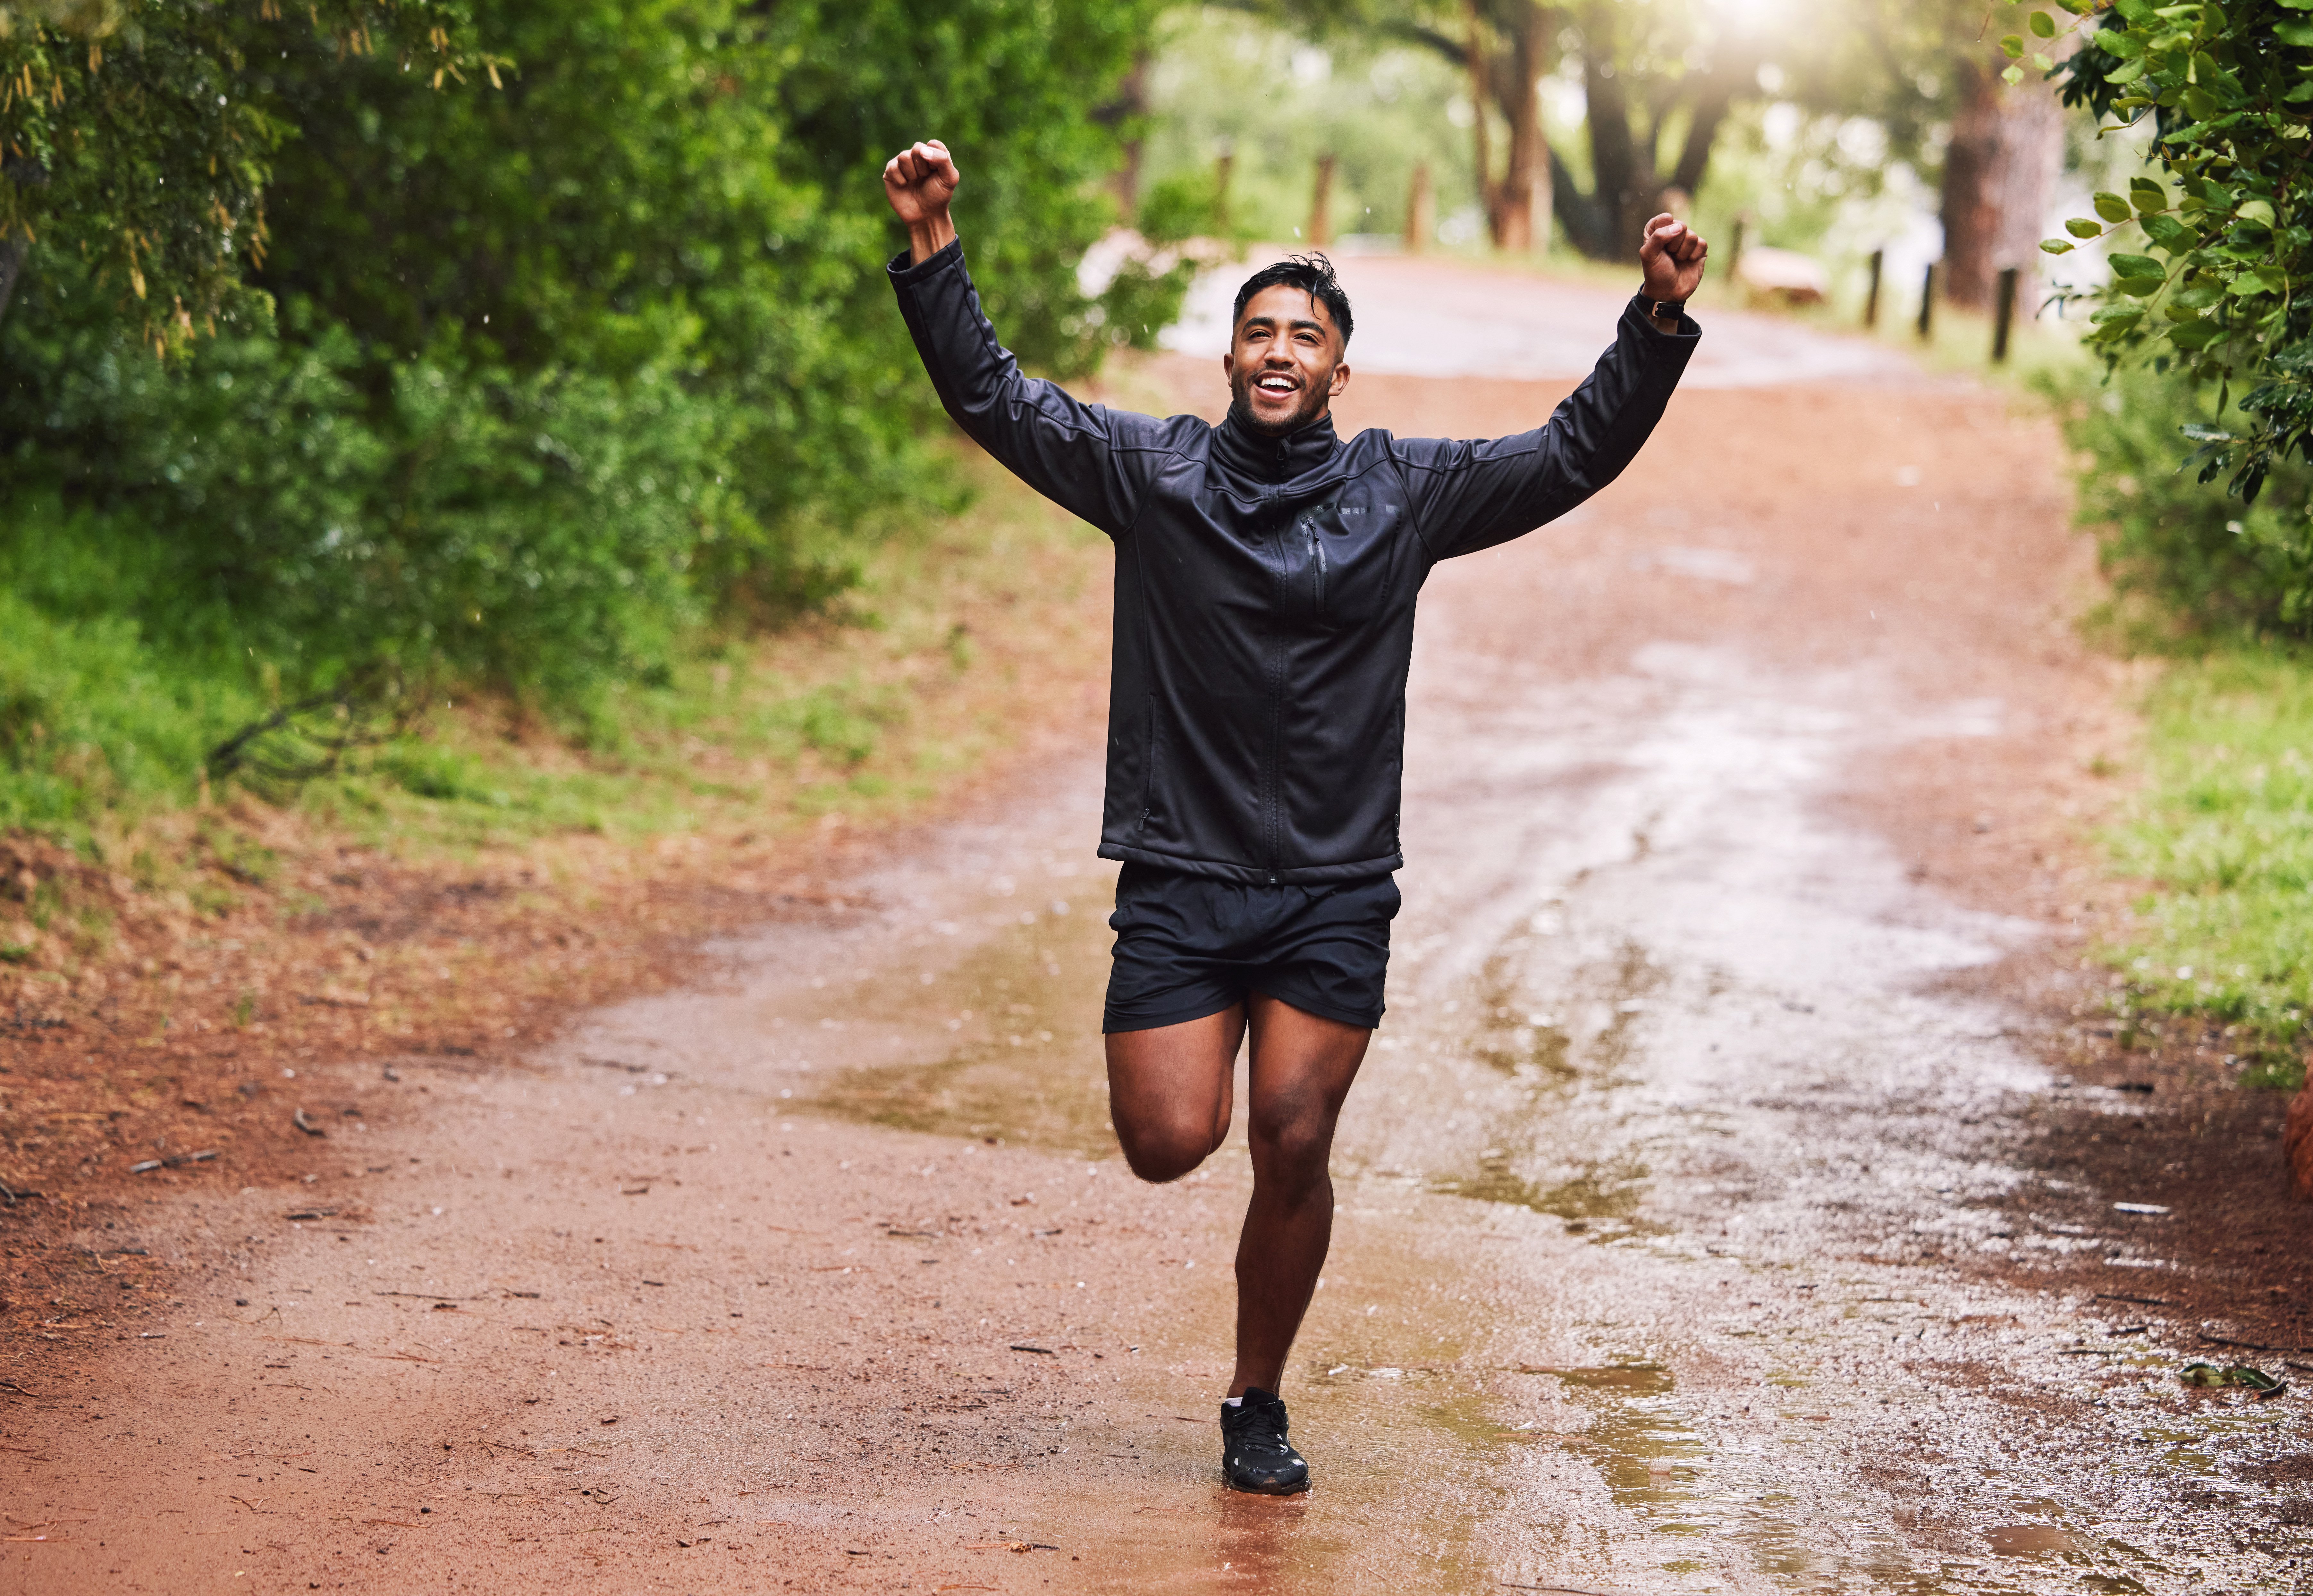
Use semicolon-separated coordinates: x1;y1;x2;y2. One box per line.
1105;993;1372;1394
1229;993;1370;1394
1105;1006;1245;1182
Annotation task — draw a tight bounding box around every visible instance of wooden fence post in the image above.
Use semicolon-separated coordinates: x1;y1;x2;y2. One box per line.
1992;266;2019;363
1864;248;1883;329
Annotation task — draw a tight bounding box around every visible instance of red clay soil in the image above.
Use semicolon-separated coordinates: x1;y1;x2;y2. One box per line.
3;282;2306;1592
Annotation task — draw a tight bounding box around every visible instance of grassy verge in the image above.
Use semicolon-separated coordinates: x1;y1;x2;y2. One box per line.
2098;646;2313;1090
0;429;1121;1224
0;436;1114;988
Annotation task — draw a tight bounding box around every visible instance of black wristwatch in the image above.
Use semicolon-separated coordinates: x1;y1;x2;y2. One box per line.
1644;297;1689;324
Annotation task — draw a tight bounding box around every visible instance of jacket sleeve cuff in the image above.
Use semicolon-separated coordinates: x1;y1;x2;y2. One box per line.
1626;293;1701;341
888;237;966;287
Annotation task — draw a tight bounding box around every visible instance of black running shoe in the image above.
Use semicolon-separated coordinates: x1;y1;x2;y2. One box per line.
1220;1387;1310;1495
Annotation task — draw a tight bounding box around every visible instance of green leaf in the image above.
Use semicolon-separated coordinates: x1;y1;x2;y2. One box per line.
2030;9;2057;34
2001;32;2026;56
2227;274;2267;296
2285;76;2313;98
2169;319;2226;348
2002;62;2027;82
2142;212;2194;249
2092;304;2147;327
2239;198;2277;225
2110;252;2165;278
2172;283;2225;308
2280;23;2313;48
2117;275;2166;297
2092;27;2143;55
2040;238;2077;255
2067;217;2108;239
2095;191;2136;222
2183;84;2220;119
2277;0;2313;10
2107;56;2149;82
2131;178;2169;212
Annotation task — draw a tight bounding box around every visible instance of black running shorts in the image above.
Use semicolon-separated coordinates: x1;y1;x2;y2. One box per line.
1102;862;1400;1034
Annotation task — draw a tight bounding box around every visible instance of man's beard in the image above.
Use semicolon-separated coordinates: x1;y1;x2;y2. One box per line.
1227;373;1327;437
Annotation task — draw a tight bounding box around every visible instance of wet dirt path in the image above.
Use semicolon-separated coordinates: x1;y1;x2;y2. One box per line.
10;261;2307;1593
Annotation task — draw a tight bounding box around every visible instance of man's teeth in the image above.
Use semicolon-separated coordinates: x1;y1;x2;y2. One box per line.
1257;377;1294;392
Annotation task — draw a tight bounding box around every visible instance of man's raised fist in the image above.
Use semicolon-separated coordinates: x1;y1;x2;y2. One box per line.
883;140;959;227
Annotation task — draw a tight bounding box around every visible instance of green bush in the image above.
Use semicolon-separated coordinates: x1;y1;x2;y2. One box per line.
4;276;713;710
2066;360;2313;640
0;0;1179;757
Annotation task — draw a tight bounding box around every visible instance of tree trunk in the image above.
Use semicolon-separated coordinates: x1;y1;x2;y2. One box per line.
1667;74;1736;199
1309;154;1337;248
1466;0;1499;245
1578;3;1660;259
1549;144;1612;258
0;161;45;326
1496;0;1552;253
1095;55;1151;222
1405;163;1435;254
1939;54;2064;311
0;237;24;326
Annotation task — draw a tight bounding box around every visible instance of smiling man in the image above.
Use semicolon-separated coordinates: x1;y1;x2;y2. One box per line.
884;138;1705;1494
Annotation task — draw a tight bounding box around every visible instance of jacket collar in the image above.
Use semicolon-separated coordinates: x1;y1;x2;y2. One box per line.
1211;410;1339;484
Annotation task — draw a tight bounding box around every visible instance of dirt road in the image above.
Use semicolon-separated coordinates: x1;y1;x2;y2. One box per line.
8;257;2307;1593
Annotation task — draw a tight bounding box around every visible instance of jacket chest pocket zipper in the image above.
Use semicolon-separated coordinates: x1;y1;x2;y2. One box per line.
1308;524;1327;617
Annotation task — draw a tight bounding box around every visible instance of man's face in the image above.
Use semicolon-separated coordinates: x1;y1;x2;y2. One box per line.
1223;284;1350;436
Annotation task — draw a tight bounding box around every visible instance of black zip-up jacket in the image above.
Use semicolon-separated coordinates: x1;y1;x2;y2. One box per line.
891;240;1698;884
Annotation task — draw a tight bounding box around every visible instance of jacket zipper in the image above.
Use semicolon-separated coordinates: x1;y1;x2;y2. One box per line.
1310;523;1327;616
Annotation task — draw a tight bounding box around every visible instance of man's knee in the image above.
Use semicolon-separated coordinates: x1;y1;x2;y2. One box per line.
1249;1103;1336;1186
1117;1127;1216;1184
1113;1112;1224;1184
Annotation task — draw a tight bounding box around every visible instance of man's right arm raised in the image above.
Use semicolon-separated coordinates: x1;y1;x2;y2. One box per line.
883;140;1160;538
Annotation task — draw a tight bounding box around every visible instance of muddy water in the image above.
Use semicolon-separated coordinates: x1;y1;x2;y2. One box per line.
18;278;2307;1592
769;646;2304;1587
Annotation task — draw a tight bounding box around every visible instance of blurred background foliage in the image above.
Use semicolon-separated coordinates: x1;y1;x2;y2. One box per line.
0;0;1173;827
0;0;2307;849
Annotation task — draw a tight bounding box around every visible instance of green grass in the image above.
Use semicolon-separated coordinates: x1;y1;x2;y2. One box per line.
2103;646;2313;1088
0;449;1109;867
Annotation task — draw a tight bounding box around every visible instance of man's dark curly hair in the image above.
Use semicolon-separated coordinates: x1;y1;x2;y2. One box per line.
1231;252;1353;349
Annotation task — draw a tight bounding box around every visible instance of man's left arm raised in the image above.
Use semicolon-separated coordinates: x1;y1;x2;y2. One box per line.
1395;214;1709;562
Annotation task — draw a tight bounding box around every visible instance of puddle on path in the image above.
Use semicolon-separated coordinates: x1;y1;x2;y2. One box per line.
806;869;1121;1157
763;643;2310;1593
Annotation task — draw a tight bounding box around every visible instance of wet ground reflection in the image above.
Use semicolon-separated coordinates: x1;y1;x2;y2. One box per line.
761;650;2309;1592
811;870;1121;1157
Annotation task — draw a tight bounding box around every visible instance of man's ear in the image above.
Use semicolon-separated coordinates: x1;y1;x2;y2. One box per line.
1328;360;1351;398
1222;350;1236;382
